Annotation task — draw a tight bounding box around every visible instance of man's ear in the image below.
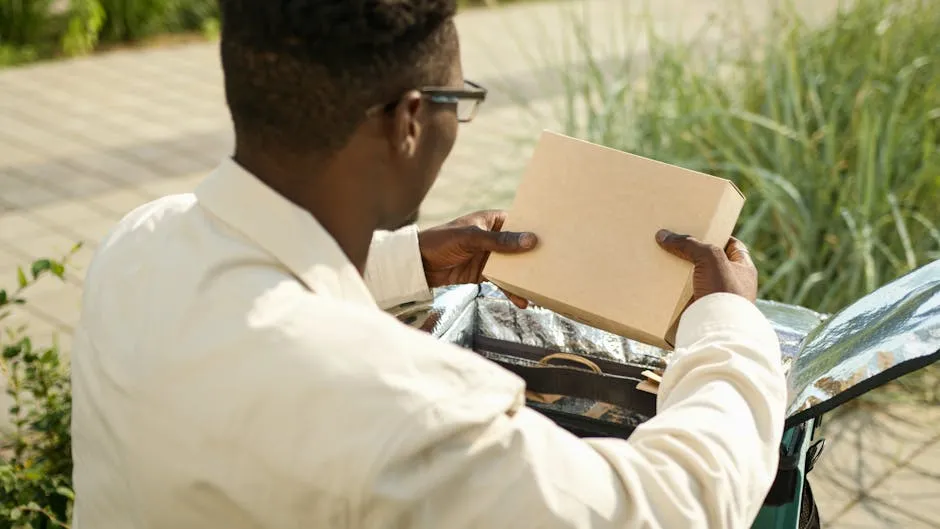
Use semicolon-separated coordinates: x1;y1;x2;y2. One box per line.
390;90;423;158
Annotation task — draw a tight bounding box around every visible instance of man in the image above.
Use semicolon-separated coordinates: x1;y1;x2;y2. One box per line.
70;1;786;528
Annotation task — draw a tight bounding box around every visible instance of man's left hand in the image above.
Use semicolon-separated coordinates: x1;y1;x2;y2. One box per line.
418;210;538;308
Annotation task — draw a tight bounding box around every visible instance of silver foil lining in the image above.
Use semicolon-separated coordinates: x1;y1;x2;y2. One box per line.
398;261;940;424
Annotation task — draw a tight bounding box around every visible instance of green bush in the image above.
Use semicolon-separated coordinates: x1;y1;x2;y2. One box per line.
538;0;939;314
0;0;218;66
1;249;81;529
0;0;54;47
95;0;217;42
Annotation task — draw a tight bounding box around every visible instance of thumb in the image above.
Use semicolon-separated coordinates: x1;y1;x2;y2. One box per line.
655;230;711;263
465;228;538;254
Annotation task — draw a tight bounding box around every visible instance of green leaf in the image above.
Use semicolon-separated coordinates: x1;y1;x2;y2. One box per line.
50;261;66;279
41;348;58;363
56;486;75;500
17;267;27;288
3;345;20;359
31;259;52;279
0;289;6;305
9;507;21;520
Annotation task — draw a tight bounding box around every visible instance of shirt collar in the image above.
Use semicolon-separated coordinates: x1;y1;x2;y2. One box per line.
194;158;377;308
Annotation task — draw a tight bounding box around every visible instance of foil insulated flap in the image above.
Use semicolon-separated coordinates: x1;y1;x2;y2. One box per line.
784;259;940;425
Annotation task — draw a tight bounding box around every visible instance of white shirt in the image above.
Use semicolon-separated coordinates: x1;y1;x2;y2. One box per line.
71;158;787;529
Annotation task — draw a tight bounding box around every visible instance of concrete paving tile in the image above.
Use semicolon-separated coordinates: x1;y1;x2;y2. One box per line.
72;119;153;149
71;151;164;184
88;188;153;217
1;118;94;158
0;210;47;238
10;163;115;202
866;460;940;525
21;278;83;330
151;151;216;176
0;249;26;279
115;118;186;142
811;468;866;522
68;216;119;247
177;172;209;188
0;171;29;200
54;173;116;198
3;227;85;263
2;183;65;210
28;200;109;226
828;496;939;528
0;98;89;134
821;404;940;483
13;158;89;184
118;140;181;165
138;173;208;198
809;403;940;523
176;131;234;162
0;131;47;167
0;247;18;274
907;436;940;474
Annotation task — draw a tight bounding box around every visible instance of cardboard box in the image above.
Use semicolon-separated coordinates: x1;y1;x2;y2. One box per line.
483;131;745;350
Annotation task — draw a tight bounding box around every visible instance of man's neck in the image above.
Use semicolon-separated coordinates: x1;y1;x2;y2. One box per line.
232;150;379;274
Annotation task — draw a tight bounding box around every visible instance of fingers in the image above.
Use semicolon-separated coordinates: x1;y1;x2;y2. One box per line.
483;210;507;232
502;290;530;309
655;230;714;263
495;286;529;309
725;237;754;267
465;227;538;254
451;209;506;230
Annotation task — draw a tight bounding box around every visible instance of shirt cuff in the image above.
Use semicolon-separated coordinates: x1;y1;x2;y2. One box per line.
661;291;786;416
364;225;433;310
675;293;779;352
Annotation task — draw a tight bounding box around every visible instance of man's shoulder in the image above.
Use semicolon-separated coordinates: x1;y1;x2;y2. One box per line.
88;193;198;272
112;192;197;236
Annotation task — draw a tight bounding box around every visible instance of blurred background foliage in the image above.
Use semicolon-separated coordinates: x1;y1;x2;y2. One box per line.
0;0;531;66
0;0;220;66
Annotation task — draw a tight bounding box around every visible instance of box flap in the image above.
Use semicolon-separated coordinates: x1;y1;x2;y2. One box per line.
784;259;940;426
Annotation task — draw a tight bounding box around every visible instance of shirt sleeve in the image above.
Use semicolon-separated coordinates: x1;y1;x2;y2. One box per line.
362;293;787;529
363;225;433;310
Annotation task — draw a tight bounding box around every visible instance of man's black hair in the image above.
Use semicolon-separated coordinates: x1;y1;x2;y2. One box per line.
219;0;459;154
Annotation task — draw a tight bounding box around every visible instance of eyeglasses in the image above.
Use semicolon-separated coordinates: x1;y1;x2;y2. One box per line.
373;79;488;124
420;79;487;123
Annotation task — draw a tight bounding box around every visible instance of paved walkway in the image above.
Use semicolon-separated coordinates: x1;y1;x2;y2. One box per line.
1;0;936;525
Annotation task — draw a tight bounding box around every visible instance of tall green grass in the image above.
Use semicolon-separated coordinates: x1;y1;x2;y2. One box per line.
529;0;939;314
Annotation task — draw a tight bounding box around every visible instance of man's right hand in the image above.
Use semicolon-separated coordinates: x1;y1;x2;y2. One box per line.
655;230;758;303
